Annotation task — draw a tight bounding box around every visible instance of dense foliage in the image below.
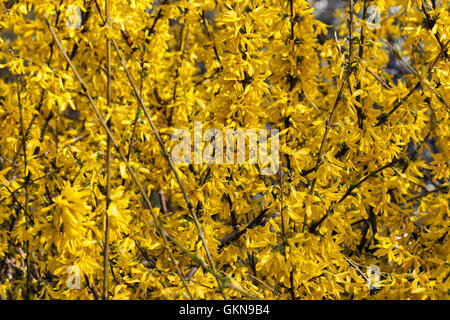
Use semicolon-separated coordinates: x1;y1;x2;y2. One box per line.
0;0;448;299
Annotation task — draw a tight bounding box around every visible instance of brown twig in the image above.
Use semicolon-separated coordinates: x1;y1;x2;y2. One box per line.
218;209;270;249
408;184;448;203
365;67;391;90
17;80;32;299
102;0;112;301
84;274;101;300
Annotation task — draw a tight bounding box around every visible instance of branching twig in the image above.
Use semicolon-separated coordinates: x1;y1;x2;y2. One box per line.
102;0;112;300
376;39;449;125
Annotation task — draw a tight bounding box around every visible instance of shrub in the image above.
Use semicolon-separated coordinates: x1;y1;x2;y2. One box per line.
0;0;448;299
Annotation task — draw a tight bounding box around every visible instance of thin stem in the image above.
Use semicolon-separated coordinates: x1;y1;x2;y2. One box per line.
102;0;112;301
45;16;194;300
309;148;421;233
365;67;391;89
376;39;449;125
201;11;221;65
309;71;351;195
355;1;368;129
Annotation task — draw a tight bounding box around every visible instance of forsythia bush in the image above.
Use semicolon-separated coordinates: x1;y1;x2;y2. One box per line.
0;0;449;300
